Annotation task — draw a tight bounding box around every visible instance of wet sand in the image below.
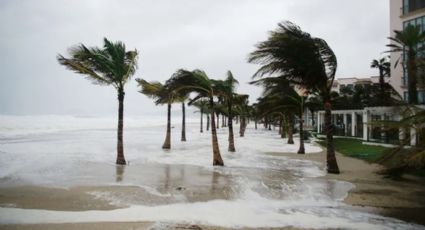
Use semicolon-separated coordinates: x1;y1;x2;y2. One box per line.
0;222;309;230
271;146;425;226
0;163;236;211
1;144;425;229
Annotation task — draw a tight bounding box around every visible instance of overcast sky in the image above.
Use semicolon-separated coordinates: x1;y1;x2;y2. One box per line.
0;0;389;116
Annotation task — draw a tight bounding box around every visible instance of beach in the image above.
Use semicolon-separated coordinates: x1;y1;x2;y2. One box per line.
0;115;424;229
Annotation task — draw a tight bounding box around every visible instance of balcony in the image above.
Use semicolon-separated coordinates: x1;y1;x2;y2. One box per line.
400;1;425;17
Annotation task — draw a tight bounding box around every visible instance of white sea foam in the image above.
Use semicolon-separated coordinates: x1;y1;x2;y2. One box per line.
0;115;422;229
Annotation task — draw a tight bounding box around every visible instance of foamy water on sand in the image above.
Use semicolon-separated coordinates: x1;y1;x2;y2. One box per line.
0;115;422;229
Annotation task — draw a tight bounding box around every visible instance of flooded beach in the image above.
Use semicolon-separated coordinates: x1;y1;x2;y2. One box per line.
0;115;424;229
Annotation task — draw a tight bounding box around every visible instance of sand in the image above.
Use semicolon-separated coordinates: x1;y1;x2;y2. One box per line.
1;145;425;229
271;147;425;225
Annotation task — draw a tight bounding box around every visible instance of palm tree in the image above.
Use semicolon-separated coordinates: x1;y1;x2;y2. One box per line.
166;69;224;166
192;99;209;133
375;105;425;176
248;21;340;173
251;77;305;152
387;24;425;104
305;95;323;128
180;98;188;142
370;56;391;102
57;38;138;165
214;71;240;152
234;94;250;137
136;79;184;149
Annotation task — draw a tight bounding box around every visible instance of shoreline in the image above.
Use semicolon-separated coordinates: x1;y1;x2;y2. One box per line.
274;145;425;226
1;144;425;229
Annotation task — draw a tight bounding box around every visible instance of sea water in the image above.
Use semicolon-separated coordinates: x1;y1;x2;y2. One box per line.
0;114;422;229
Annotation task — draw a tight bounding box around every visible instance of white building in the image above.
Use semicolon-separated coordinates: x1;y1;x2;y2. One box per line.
389;0;425;104
314;1;425;147
331;76;381;92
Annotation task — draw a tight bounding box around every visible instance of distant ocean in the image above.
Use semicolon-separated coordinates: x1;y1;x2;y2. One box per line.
0;114;196;138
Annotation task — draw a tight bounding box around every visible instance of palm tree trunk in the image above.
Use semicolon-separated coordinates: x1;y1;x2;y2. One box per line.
200;108;204;133
216;113;220;129
222;114;225;128
267;119;272;130
210;97;224;166
281;116;286;138
254;119;257;130
297;117;305;154
181;102;186;141
324;101;340;174
278;117;282;135
162;103;171;149
239;116;244;137
207;114;210;131
116;89;126;165
287;116;294;144
242;117;247;136
407;51;418;104
379;67;385;101
228;102;235;152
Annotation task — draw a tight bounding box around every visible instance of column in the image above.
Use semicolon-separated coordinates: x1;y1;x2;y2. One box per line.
351;112;356;137
363;110;369;141
410;127;417;146
317;112;321;133
399;128;405;144
381;114;386;142
343;113;348;136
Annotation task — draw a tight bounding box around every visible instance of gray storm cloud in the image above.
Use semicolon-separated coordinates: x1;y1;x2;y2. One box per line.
0;0;389;115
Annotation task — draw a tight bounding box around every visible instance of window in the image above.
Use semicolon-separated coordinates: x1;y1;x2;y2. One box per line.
402;16;425;85
403;0;425;14
403;0;409;14
418;90;425;104
403;16;425;32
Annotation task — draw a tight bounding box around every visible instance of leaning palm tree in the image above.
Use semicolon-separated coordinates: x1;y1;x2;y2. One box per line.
166;69;224;166
370;56;390;102
57;38;138;165
251;77;305;151
192;99;209;133
136;79;184;149
214;71;240;151
387;24;425;104
248;21;340;173
233;94;250;137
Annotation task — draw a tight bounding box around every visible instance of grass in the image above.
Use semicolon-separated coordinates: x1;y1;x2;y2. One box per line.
317;138;389;162
317;137;425;178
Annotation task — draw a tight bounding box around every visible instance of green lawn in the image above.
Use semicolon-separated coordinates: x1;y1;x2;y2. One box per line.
317;138;389;162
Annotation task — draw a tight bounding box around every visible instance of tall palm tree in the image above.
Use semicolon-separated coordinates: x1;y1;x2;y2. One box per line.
234;94;250;137
305;95;323;128
57;38;138;165
371;56;391;102
248;21;340;173
136;79;184;149
251;77;305;152
192;99;209;133
180;98;188;142
214;71;240;152
387;24;425;104
166;69;224;166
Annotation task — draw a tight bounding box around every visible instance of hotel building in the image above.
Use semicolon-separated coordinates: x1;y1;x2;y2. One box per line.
389;0;425;104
